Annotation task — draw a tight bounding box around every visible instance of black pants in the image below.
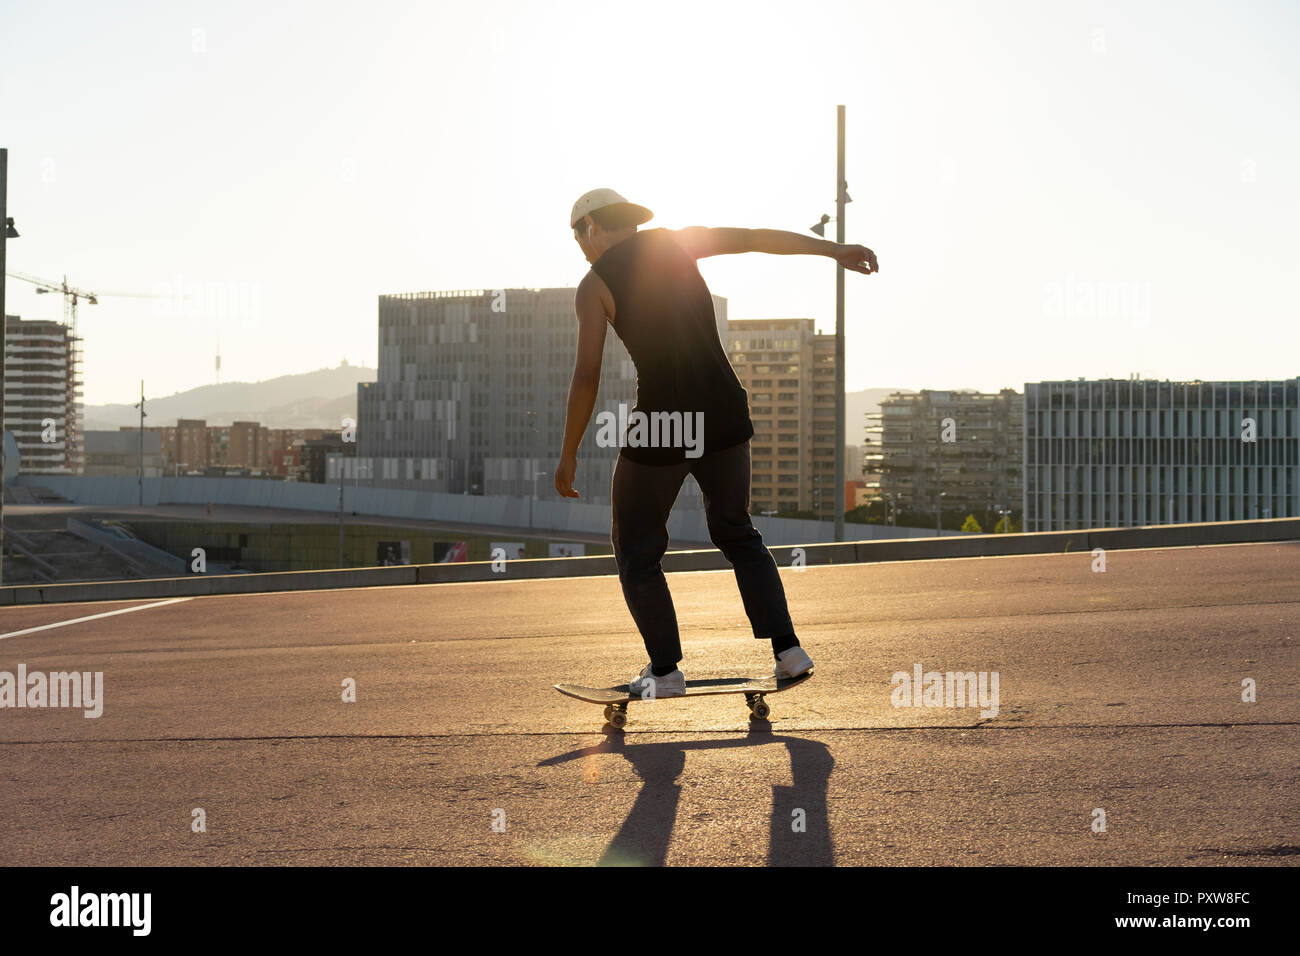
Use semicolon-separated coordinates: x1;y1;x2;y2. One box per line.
610;440;794;669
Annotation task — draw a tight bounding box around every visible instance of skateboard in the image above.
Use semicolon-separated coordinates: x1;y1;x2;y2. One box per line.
554;671;812;729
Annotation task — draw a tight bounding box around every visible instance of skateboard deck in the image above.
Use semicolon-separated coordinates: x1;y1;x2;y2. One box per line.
555;671;812;728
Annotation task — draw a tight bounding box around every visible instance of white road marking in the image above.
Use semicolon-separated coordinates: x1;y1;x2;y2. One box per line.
0;597;194;641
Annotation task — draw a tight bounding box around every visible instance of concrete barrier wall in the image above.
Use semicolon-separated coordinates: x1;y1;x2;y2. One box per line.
4;512;1297;606
15;475;950;546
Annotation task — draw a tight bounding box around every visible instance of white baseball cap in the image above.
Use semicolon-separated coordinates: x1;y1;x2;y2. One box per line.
570;188;654;229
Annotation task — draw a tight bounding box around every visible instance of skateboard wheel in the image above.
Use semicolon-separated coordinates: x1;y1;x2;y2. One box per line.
609;710;628;730
603;704;614;721
751;699;771;720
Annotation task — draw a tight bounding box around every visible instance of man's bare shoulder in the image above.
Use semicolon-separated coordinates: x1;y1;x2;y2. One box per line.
663;226;749;259
577;270;615;321
662;227;704;258
577;269;610;297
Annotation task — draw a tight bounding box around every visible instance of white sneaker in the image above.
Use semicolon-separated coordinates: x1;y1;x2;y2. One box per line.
774;646;814;679
627;664;685;699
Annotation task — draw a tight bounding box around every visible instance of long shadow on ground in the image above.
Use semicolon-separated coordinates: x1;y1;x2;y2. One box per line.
540;729;834;865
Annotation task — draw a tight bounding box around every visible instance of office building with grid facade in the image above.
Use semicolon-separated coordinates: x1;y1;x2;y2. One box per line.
1024;377;1300;531
356;287;728;507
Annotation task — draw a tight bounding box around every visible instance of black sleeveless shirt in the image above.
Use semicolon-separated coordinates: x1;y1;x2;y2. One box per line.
590;228;754;466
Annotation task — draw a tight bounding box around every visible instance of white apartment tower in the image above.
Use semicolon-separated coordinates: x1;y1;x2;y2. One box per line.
2;314;83;475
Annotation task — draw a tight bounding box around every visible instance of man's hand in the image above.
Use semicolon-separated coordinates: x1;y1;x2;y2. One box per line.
833;243;878;274
555;454;580;498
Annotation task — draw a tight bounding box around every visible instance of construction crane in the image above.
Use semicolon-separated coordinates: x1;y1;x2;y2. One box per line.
5;270;155;342
4;271;157;478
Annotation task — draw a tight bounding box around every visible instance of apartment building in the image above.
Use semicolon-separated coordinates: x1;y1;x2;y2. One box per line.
2;314;83;474
727;318;838;515
878;388;1023;516
149;421;328;476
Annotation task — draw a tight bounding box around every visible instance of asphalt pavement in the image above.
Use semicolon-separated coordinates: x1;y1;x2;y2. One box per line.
1;541;1296;865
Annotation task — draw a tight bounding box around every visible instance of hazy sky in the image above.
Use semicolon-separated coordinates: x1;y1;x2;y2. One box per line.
2;0;1297;406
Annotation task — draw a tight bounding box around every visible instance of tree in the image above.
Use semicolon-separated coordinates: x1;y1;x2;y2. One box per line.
961;514;983;533
845;502;884;524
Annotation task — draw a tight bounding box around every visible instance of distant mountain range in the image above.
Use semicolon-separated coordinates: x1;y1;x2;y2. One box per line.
84;365;916;442
84;364;377;431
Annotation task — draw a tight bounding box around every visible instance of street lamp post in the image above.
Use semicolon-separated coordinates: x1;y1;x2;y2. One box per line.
833;106;846;542
133;381;146;506
528;465;546;529
336;451;345;568
810;107;851;542
995;505;1010;533
0;148;18;587
932;438;944;535
523;412;545;531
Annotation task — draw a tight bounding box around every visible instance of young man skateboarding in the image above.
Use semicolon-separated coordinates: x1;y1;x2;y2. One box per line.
555;188;878;698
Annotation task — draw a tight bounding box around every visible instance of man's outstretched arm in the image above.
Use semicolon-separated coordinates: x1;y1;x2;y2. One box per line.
671;226;878;274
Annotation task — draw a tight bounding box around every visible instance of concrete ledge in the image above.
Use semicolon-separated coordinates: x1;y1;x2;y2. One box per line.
661;550;731;572
3;518;1298;606
1089;518;1300;551
766;543;860;566
854;529;1091;563
415;555;620;584
3;566;421;605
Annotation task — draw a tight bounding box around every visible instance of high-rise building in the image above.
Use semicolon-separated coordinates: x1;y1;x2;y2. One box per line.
727;318;837;515
356;287;727;506
811;329;847;498
1025;377;1300;531
2;315;83;475
878;388;1023;517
